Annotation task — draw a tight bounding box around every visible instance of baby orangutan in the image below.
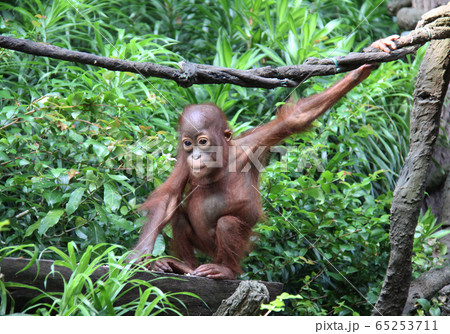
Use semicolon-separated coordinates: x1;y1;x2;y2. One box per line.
129;63;377;279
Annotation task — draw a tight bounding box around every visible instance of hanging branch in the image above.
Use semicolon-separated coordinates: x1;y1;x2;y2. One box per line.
0;5;449;89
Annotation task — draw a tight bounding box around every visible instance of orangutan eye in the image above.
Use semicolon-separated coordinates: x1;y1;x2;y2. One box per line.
198;137;208;145
183;140;192;147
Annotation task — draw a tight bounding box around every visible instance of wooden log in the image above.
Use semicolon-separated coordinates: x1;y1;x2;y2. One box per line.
0;257;283;316
213;281;270;316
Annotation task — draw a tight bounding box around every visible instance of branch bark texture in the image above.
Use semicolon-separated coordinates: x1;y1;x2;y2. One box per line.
371;36;450;316
403;266;450;314
0;9;449;89
213;281;270;316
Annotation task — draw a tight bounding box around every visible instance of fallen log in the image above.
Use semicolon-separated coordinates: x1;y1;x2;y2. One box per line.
0;257;283;316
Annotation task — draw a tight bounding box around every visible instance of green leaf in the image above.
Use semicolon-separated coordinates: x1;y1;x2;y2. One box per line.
108;214;134;232
107;173;135;193
257;44;286;66
0;91;12;99
430;229;450;240
152;235;166;257
327;152;349;171
104;183;121;212
320;170;334;183
429;306;441;316
321;183;331;194
304;187;324;203
416;298;431;310
0;151;9;162
277;0;288;26
87;222;106;244
270;184;285;194
107;174;129;182
66;188;85;215
43;191;63;206
85;139;109;160
217;28;232;67
38;210;65;235
51;168;66;178
24;221;41;237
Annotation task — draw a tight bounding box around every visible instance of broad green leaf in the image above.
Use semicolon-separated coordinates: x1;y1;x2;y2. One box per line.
431;229;450;239
85;139;109;160
106;174;128;181
38;210;65;235
304;187;324;203
104;183;121;212
43;191;63;206
0;151;9;162
107;174;135;193
108;214;134;232
270;184;286;194
429;306;441;316
0;91;12;99
51;168;66;178
320;170;334;183
24;221;40;237
66;188;85;215
152;234;166;257
87;221;106;244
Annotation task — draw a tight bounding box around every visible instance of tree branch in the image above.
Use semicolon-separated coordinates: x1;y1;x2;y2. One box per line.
371;24;450;319
403;266;450;315
0;6;449;89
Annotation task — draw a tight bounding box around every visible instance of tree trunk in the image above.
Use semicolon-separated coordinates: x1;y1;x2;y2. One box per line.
372;37;450;316
424;85;450;223
417;0;450;229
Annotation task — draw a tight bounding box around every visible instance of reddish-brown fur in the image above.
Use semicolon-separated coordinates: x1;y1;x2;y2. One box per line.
130;64;375;279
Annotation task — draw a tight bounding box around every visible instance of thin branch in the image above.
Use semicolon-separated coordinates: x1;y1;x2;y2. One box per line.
1;7;449;88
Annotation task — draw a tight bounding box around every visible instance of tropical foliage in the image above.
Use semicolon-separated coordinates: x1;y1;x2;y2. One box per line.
0;0;439;315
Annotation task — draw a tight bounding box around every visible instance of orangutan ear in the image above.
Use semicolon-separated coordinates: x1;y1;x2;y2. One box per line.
224;129;232;142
